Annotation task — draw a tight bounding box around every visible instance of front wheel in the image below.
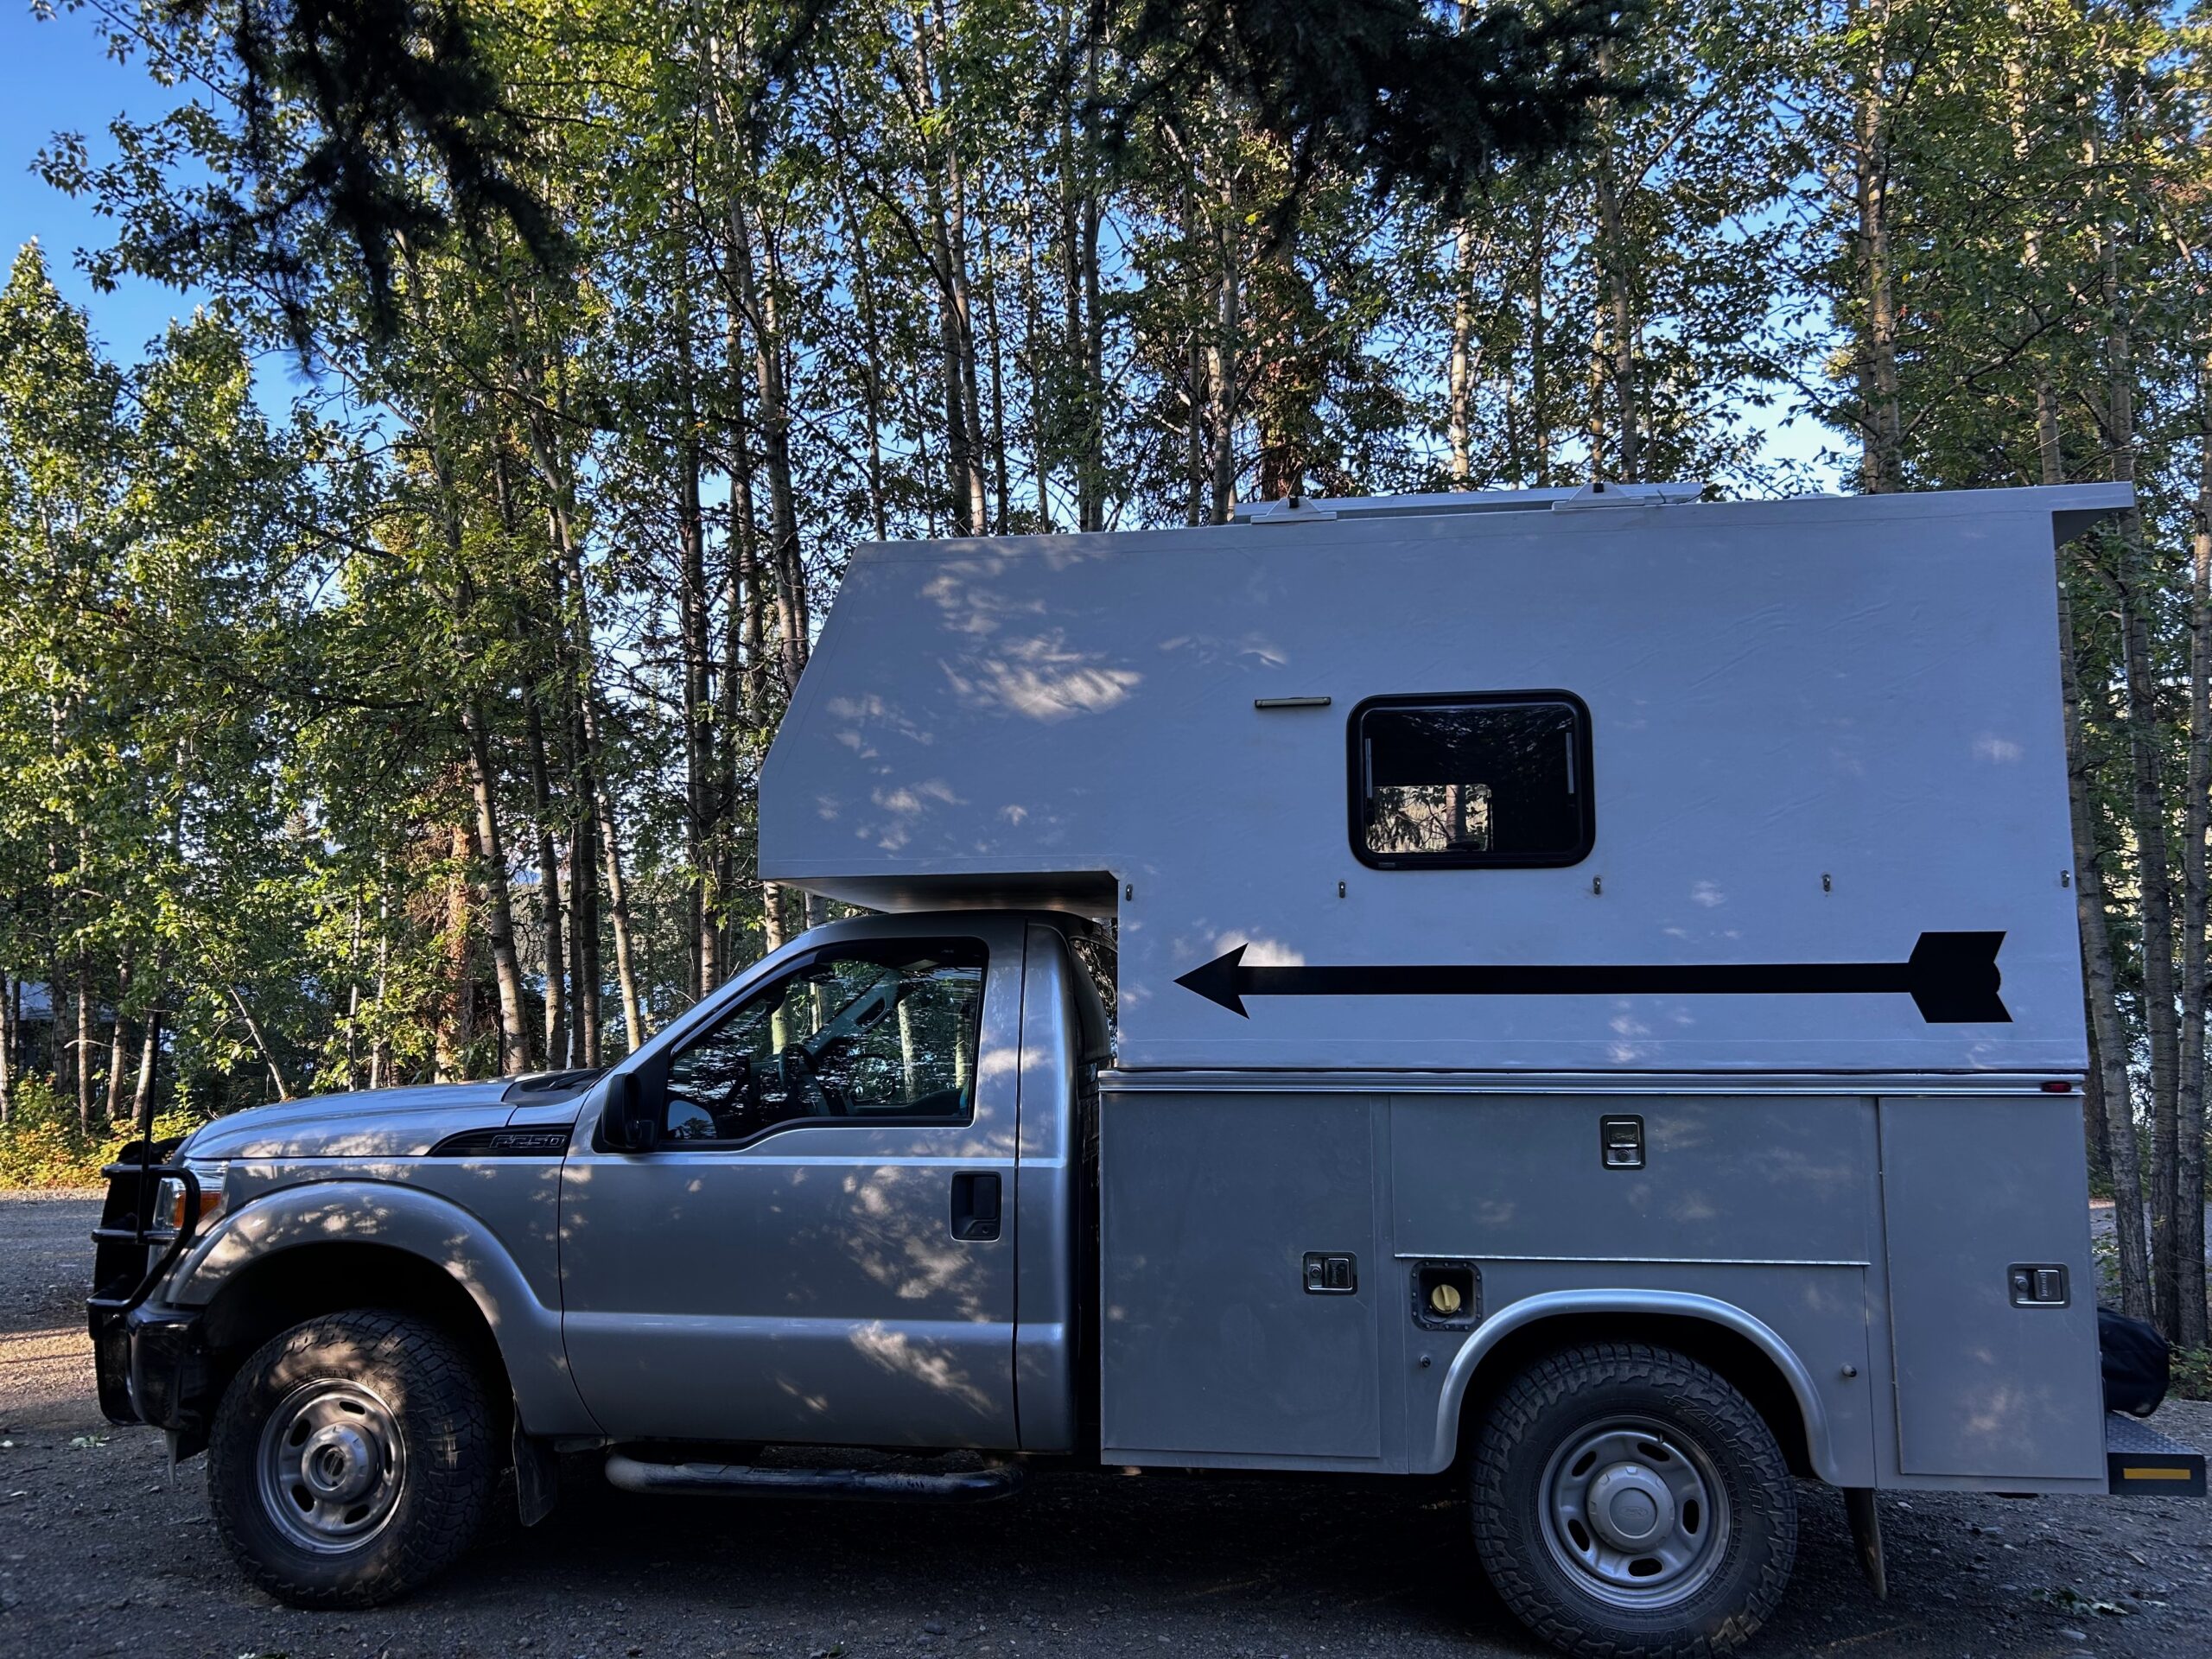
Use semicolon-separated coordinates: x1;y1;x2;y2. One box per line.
207;1310;494;1608
1470;1344;1796;1659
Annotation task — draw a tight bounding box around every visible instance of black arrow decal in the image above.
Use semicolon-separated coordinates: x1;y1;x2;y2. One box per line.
1175;931;2009;1025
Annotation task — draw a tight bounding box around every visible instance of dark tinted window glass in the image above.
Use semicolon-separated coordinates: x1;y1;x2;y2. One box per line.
1354;696;1590;866
662;942;986;1142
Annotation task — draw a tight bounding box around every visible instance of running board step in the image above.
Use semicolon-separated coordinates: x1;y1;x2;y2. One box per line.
604;1452;1025;1503
2106;1412;2207;1496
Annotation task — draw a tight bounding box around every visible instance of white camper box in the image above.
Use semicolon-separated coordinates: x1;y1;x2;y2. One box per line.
759;484;2177;1504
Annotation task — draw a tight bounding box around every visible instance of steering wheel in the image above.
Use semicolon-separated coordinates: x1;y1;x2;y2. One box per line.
779;1043;849;1116
698;1058;765;1138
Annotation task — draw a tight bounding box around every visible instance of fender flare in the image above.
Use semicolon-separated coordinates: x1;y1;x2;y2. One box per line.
1422;1287;1843;1484
164;1179;595;1437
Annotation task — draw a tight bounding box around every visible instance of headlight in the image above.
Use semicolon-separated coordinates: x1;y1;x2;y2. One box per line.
155;1160;230;1236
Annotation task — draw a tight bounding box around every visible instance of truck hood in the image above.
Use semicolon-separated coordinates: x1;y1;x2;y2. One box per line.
180;1073;598;1161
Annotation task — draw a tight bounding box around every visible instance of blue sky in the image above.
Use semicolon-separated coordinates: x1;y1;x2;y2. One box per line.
0;3;209;364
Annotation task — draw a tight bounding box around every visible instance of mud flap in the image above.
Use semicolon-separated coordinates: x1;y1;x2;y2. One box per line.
513;1420;560;1527
1843;1487;1886;1599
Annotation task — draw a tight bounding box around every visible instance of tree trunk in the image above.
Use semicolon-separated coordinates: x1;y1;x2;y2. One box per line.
132;1007;158;1128
2063;590;2154;1319
371;885;391;1090
501;446;569;1070
565;789;598;1066
1072;20;1107;530
76;959;94;1131
980;226;1011;533
1020;167;1053;530
104;949;131;1122
1207;169;1241;524
1449;216;1477;486
1850;0;1903;493
763;881;790;952
596;768;643;1051
1529;201;1553;488
675;327;719;1005
2178;382;2212;1348
724;199;808;701
523;673;568;1069
228;985;292;1101
703;47;808;709
437;822;474;1081
728;398;781;961
830;149;890;543
460;700;533;1076
1591;55;1641;483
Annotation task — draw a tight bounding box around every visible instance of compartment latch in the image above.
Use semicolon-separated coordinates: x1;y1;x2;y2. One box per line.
1303;1252;1358;1294
2008;1263;2069;1306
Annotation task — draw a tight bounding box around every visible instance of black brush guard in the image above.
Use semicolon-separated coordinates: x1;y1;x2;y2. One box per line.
85;1137;200;1426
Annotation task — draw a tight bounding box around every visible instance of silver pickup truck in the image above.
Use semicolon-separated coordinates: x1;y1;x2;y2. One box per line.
86;484;2212;1659
90;914;1096;1594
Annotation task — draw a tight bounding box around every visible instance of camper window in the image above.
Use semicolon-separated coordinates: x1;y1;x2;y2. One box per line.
1350;693;1592;868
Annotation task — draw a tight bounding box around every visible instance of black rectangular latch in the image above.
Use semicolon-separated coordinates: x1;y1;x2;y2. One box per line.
950;1172;1001;1241
2009;1263;2069;1307
1600;1115;1645;1170
1303;1252;1357;1294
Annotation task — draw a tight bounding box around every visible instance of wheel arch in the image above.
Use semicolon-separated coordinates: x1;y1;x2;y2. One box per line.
168;1179;594;1438
195;1241;510;1421
1427;1290;1840;1484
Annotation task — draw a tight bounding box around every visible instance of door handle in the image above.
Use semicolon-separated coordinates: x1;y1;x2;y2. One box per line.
950;1171;1001;1241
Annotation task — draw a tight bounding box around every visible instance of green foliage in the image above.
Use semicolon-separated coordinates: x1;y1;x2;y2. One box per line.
2172;1346;2212;1402
0;1077;204;1189
1105;0;1644;232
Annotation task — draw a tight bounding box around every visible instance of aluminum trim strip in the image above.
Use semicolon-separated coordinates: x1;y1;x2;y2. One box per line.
1390;1252;1872;1268
1100;1068;2079;1097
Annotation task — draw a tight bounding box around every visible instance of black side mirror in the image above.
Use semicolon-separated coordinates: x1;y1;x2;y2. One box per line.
601;1071;659;1153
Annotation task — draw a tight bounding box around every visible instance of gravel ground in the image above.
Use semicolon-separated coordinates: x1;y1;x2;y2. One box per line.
4;1188;2211;1659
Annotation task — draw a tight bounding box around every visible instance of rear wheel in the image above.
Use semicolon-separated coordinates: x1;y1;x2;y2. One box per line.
208;1310;493;1608
1470;1344;1796;1659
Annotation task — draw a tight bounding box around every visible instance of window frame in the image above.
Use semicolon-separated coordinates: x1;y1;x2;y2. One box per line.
1345;690;1596;871
647;935;992;1152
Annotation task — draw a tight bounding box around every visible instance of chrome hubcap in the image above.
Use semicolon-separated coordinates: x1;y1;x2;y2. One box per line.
1540;1418;1728;1609
257;1380;405;1553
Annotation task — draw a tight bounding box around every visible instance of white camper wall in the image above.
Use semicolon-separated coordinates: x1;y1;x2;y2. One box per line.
760;485;2121;1073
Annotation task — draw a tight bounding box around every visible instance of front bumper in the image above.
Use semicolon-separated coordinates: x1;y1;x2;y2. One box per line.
86;1140;216;1454
89;1302;215;1451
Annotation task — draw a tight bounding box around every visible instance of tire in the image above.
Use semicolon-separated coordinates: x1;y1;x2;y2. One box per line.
1469;1343;1796;1659
207;1310;495;1608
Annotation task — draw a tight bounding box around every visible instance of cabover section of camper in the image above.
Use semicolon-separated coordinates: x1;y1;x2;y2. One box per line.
760;485;2114;1078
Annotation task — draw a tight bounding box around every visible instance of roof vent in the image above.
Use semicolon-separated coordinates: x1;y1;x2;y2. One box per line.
1245;494;1340;525
1551;480;1706;512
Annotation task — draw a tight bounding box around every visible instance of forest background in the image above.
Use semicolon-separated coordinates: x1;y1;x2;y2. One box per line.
2;0;2209;1351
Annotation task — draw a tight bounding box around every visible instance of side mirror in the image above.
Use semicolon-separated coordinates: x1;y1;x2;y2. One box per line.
601;1071;659;1154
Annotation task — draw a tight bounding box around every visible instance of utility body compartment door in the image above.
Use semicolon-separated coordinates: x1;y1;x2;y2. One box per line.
557;921;1028;1449
1099;1091;1384;1465
1878;1093;2104;1482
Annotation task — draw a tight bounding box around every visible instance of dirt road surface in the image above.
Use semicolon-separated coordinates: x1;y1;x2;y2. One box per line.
5;1188;2210;1659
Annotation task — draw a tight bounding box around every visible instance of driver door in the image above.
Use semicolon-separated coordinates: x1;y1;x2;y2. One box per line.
558;924;1022;1449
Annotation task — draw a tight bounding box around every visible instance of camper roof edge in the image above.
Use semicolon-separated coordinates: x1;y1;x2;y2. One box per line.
836;479;2139;556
